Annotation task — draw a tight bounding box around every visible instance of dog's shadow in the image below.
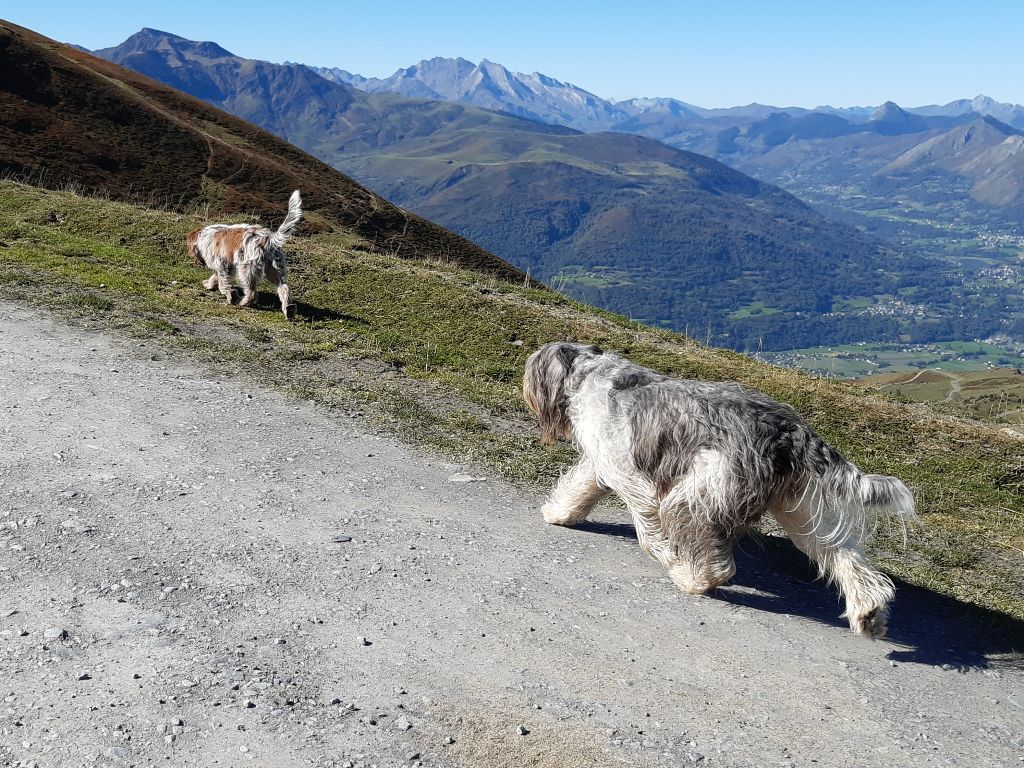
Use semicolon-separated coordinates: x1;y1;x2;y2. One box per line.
573;520;1023;670
242;290;367;324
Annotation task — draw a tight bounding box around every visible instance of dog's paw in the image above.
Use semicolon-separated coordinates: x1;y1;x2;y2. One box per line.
667;565;713;595
542;502;579;527
284;303;297;321
849;606;889;639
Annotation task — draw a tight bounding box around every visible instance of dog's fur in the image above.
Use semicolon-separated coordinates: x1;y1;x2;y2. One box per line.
187;190;302;319
523;342;916;638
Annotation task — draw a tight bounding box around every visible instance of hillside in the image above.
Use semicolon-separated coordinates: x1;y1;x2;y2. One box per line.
312;55;1024;337
92;29;963;352
0;30;1021;768
860;366;1024;426
0;20;525;283
877;117;1024;208
2;177;1021;628
1;19;1020;617
5;298;1022;768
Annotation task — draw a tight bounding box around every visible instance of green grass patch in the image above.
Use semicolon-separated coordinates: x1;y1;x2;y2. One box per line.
0;179;1021;626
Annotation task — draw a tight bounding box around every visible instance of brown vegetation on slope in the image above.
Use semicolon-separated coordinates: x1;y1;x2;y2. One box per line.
0;19;528;283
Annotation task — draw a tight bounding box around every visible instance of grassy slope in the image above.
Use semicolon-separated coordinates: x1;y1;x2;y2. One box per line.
2;180;1021;628
0;19;525;284
92;30;943;352
863;367;1024;425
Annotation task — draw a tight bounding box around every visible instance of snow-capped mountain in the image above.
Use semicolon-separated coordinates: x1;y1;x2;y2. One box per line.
307;56;622;130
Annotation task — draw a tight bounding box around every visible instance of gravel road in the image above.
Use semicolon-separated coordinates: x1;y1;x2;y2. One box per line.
1;304;1021;768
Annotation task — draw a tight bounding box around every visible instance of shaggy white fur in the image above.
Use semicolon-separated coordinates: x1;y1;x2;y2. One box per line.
524;342;916;638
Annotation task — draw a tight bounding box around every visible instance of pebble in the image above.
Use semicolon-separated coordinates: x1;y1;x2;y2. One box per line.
273;638;286;645
395;715;412;731
357;636;371;646
43;627;66;641
447;473;487;483
516;725;530;736
331;535;353;543
244;699;256;708
60;518;94;534
77;673;92;681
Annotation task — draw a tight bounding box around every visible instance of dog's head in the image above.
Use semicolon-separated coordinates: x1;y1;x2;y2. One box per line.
186;229;204;267
523;342;603;444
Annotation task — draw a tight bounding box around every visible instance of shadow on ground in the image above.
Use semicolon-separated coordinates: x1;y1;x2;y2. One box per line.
246;290;367;324
572;519;1023;671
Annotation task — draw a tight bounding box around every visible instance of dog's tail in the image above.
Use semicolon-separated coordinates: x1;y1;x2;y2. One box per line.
800;452;917;547
270;190;302;249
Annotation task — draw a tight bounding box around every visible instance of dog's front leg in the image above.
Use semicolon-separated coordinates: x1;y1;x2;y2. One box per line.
216;269;234;305
542;456;609;526
237;263;259;308
664;525;736;595
202;273;219;291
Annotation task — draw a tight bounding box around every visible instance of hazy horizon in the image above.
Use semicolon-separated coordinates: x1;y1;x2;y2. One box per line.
6;0;1023;109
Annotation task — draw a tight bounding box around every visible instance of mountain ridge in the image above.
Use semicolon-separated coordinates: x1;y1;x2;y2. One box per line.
0;20;526;283
305;54;1024;131
88;28;964;352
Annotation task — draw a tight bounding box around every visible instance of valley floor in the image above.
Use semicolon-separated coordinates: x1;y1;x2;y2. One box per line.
1;305;1021;768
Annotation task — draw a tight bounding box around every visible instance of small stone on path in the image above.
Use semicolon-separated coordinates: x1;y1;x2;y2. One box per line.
448;473;486;483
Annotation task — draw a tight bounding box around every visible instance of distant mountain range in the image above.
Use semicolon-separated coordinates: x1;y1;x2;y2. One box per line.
89;29;975;351
307;57;1024;132
308;57;623;132
308;56;1024;235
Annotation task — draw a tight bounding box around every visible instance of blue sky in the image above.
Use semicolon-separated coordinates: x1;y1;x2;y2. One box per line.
6;1;1022;108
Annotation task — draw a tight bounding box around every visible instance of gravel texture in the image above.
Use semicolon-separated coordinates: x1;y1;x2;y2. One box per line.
0;304;1021;768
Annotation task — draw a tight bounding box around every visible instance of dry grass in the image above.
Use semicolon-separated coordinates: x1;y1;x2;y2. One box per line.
0;179;1021;627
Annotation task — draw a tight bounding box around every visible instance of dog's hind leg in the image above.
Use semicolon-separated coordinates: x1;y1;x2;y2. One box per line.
773;501;894;638
542;457;610;526
265;262;294;320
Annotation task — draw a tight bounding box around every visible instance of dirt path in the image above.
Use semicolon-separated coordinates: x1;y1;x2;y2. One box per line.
0;304;1021;768
884;368;963;402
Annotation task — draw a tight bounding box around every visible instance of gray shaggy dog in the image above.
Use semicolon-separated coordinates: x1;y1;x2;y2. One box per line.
523;342;916;638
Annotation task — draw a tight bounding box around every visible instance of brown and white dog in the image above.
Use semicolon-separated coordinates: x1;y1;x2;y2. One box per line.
187;190;302;319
